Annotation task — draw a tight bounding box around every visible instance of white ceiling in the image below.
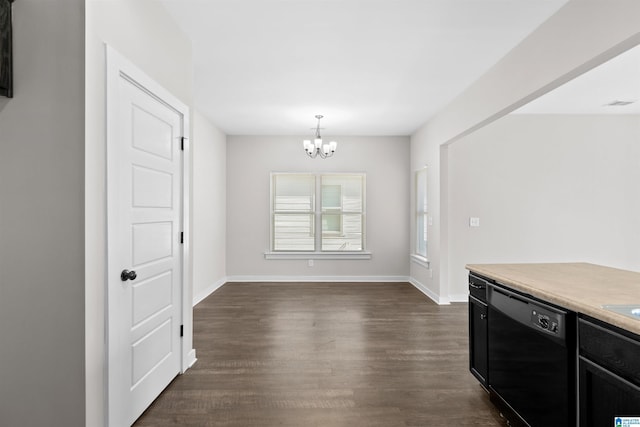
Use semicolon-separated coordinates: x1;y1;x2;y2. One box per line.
160;0;568;136
514;43;640;115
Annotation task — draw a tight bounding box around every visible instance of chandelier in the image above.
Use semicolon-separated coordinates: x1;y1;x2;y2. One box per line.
303;115;337;159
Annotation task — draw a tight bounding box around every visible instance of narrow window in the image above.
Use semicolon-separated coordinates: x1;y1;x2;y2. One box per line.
415;168;428;258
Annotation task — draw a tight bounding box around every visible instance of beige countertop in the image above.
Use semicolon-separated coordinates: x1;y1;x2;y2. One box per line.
466;262;640;336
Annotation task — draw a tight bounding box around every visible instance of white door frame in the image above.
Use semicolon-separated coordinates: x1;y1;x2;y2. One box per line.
105;45;195;426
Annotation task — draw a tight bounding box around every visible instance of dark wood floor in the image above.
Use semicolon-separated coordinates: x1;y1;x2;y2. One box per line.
134;282;505;426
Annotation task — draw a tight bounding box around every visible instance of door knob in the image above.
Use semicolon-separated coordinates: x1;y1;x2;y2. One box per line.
121;269;137;281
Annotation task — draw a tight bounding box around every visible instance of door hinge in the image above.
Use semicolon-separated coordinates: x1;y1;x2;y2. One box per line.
180;325;184;337
180;232;184;244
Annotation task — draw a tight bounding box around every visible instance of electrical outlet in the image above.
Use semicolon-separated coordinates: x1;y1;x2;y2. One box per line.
469;217;480;227
308;259;314;267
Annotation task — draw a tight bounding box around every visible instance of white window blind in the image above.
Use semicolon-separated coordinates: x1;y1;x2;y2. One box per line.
272;174;315;251
321;174;364;251
271;173;365;252
415;168;427;257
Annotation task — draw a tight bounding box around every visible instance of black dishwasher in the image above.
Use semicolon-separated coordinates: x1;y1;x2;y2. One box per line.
488;283;576;427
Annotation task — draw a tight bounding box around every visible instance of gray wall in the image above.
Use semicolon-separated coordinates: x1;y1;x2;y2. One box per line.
410;1;640;302
448;114;640;297
192;111;227;303
0;1;85;426
226;135;410;279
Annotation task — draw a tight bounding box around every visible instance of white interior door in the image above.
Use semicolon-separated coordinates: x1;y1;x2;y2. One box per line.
107;48;187;427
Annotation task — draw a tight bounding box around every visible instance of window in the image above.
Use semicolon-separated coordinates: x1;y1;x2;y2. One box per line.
321;175;364;251
415;167;428;258
271;173;365;252
271;174;315;251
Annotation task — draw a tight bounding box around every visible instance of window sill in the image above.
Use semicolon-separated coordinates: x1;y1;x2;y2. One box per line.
410;254;430;269
264;251;372;260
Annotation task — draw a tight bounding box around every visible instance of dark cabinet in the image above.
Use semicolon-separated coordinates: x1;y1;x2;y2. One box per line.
469;295;488;386
579;316;640;426
468;274;489;388
467;268;640;427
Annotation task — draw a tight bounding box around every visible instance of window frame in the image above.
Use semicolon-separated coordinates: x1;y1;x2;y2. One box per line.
412;167;429;266
268;172;370;259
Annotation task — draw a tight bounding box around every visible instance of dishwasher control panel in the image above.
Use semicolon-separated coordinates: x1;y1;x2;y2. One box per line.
531;308;562;336
488;283;568;340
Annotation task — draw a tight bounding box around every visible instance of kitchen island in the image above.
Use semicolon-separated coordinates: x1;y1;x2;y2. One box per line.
466;262;640;335
466;262;640;427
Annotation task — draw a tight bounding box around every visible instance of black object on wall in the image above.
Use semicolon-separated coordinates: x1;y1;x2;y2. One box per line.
0;0;14;98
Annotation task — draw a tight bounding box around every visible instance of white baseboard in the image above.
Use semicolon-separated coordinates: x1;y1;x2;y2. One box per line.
182;348;197;373
193;277;227;306
187;349;197;367
225;275;410;283
408;277;450;305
